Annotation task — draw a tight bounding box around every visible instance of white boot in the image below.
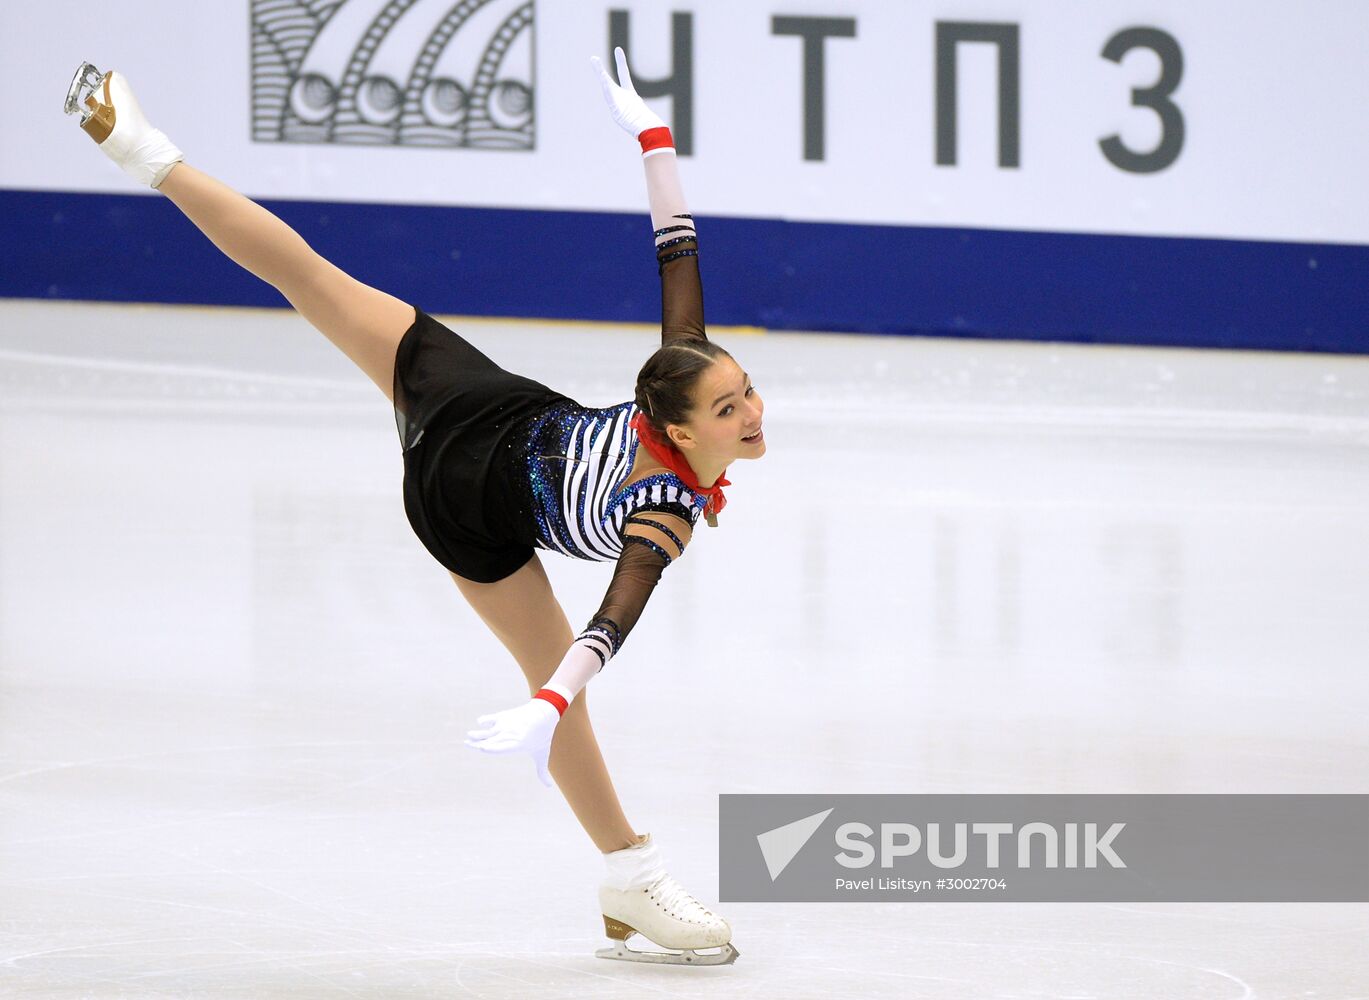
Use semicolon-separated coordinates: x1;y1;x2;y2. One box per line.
64;62;183;189
596;833;739;965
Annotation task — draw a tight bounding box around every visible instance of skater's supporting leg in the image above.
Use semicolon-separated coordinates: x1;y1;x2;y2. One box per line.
157;163;414;401
451;556;641;854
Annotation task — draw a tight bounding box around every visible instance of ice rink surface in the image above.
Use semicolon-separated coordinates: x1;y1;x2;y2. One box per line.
1;298;1366;998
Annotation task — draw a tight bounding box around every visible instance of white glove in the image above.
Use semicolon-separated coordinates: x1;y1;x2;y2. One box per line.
591;46;666;139
464;697;561;787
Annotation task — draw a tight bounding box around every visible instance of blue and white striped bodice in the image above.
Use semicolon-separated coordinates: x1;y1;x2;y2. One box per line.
520;400;706;562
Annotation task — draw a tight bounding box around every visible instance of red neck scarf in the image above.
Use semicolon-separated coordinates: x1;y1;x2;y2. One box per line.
628;410;730;525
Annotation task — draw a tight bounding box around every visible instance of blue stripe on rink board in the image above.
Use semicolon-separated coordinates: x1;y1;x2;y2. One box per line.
3;187;1366;354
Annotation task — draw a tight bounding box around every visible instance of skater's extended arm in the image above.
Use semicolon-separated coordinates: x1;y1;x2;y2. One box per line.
532;510;692;699
569;510;693;671
464;511;691;784
593;47;706;345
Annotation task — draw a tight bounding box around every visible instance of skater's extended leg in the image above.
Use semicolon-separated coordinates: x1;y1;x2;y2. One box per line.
452;555;641;854
66;65;411;398
158;163;413;401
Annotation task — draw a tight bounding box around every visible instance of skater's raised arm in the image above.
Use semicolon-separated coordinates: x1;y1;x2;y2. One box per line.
593;48;706;345
647;155;706;346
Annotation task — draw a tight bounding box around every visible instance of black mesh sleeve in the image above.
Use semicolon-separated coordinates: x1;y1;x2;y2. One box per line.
656;214;705;344
575;513;691;668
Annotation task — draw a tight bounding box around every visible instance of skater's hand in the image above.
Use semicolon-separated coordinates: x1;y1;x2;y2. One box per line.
591;46;667;139
464;698;560;787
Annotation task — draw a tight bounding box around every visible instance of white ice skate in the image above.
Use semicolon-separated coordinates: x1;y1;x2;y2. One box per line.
596;834;739;966
64;61;183;189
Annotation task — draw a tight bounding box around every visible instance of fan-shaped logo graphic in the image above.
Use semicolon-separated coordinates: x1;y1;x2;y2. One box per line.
757;808;834;881
250;0;535;149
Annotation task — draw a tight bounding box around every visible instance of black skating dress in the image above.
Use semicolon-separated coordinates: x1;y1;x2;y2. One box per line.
392;219;711;668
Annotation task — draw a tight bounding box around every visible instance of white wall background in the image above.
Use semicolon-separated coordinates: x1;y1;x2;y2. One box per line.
3;0;1366;245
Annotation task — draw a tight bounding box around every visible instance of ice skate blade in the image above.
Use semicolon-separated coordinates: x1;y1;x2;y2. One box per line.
595;940;739;966
65;62;104;118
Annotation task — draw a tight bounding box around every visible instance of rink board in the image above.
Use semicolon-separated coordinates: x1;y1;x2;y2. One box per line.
3;187;1367;354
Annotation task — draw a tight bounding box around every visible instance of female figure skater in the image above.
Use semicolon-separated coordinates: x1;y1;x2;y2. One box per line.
63;48;761;966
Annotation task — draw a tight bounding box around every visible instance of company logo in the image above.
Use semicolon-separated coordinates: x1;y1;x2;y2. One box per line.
757;808;833;881
832;821;1127;869
757;808;1127;882
250;0;535;150
725;794;1369;903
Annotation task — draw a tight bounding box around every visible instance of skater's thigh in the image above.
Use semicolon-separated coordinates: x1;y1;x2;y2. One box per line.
282;256;415;402
452;554;577;693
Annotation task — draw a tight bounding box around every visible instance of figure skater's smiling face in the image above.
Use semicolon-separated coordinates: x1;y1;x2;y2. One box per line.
679;355;766;462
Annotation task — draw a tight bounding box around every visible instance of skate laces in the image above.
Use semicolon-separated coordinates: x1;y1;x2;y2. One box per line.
648;874;719;923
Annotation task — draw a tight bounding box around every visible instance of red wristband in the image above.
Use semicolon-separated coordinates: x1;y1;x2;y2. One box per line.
534;687;569;716
638;126;674;154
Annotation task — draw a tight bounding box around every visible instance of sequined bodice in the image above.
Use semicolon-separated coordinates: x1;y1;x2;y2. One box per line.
516;399;707;561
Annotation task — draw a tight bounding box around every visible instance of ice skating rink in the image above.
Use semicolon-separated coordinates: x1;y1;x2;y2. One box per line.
1;297;1366;998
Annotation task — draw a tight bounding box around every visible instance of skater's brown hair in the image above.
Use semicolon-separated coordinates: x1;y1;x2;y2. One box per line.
635;340;732;439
